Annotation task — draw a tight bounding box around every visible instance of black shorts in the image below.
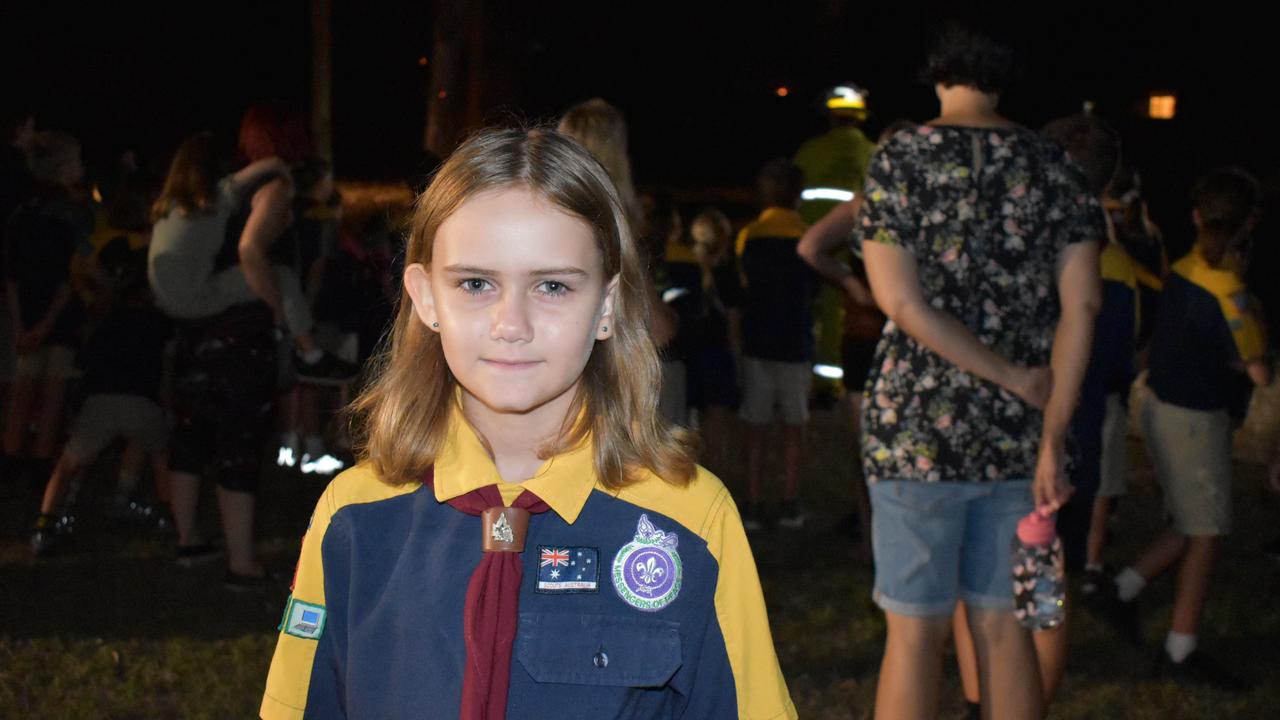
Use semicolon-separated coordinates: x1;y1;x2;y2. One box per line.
841;335;879;395
688;349;739;410
169;304;277;493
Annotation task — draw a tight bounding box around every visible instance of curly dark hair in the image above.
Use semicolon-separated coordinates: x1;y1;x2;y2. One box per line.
920;21;1021;94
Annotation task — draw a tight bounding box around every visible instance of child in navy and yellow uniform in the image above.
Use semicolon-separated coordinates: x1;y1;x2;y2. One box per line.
261;129;796;720
1102;168;1269;682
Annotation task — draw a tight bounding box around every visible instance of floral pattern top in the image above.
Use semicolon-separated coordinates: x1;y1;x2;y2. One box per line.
858;125;1102;483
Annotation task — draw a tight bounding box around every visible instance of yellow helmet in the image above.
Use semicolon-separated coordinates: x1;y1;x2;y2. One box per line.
825;84;868;120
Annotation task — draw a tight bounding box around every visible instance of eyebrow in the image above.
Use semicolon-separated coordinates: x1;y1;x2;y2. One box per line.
441;264;590;278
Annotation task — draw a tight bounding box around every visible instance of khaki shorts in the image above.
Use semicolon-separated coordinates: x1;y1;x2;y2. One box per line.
14;345;76;380
1141;393;1232;536
64;394;168;464
1098;392;1129;498
738;357;810;425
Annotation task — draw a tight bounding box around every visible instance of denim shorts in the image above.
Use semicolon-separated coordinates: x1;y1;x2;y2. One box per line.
869;479;1033;617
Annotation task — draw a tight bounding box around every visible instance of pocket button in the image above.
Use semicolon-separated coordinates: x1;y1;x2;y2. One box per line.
593;651;609;669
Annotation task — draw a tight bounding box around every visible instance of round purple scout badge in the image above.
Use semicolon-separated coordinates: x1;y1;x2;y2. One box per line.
612;514;682;611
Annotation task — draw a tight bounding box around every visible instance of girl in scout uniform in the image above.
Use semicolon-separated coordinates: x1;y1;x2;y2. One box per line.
261;128;797;720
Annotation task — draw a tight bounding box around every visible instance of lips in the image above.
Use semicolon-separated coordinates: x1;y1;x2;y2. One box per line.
481;358;541;369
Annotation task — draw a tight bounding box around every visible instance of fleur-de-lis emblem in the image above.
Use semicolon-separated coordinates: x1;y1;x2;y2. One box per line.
635;556;665;585
491;514;514;543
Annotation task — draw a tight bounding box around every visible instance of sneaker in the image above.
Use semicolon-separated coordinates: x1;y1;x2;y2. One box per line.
1086;581;1143;645
30;513;75;558
742;504;764;533
300;453;346;476
109;493;165;528
295;351;359;384
777;501;806;530
1156;649;1250;691
174;543;223;568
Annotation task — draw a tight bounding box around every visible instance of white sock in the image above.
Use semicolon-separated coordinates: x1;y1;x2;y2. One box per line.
300;347;324;364
1115;567;1147;602
1165;631;1197;663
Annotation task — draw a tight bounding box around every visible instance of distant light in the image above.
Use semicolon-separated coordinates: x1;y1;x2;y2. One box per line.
813;363;844;380
437;90;448;100
776;86;789;97
277;446;297;468
1148;93;1176;120
91;184;103;203
662;287;690;303
418;56;428;66
801;188;855;202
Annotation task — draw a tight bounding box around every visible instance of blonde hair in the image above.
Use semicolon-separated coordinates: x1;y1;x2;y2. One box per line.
152;133;220;222
557;99;641;228
351;127;696;490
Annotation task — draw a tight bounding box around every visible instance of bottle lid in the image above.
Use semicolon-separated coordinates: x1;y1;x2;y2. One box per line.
1016;509;1056;546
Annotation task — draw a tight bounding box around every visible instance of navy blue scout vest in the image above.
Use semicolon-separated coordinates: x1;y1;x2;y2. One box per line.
262;421;797;720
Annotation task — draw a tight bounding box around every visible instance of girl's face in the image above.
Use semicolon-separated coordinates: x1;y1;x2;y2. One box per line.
690;219;725;267
404;187;617;422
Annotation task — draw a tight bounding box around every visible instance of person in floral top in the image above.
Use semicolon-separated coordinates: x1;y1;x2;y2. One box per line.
858;23;1102;720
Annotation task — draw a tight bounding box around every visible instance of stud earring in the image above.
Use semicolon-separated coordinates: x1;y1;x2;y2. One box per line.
432;322;439;328
601;325;608;332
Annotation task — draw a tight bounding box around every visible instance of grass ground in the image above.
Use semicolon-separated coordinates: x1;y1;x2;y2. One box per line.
2;403;1278;718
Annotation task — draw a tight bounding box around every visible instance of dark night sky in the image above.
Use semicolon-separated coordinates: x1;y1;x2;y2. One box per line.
3;1;1275;246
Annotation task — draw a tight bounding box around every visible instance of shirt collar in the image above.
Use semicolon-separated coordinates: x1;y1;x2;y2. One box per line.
758;206;802;224
432;399;597;525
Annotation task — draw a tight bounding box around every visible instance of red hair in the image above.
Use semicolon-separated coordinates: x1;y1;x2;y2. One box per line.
237;101;313;164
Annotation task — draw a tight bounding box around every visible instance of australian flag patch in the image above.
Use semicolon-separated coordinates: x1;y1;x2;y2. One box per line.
536;546;599;593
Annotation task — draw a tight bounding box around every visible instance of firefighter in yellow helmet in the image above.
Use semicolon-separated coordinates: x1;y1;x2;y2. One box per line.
793;84;876;403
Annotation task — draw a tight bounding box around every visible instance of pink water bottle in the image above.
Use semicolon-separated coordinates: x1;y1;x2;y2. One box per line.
1011;510;1065;630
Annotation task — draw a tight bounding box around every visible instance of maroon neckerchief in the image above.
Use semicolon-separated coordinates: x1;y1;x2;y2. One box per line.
425;470;549;720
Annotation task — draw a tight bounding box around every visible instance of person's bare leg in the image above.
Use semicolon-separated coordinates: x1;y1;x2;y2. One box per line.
299;384;322;449
217;486;262;577
39;452;81;515
967;606;1044;720
32;376;67;460
150;451;172;506
4;374;35;455
781;423;804;503
170;471;204;547
847;393;872;555
116;441;144;496
952;602;981;710
1086;495;1113;568
1133;527;1188;581
875;611;951;720
744;423;767;506
1032;593;1069;705
1170;536;1216;636
700;406;729;478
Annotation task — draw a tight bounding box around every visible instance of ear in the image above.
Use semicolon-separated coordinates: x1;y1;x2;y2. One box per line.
403;263;439;332
1191;208;1203;232
595;274;620;341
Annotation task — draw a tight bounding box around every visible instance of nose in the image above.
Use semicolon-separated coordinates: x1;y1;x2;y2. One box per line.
490;291;533;343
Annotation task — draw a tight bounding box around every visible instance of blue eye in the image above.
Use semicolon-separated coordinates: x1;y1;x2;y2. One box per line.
539;281;571;296
460;278;490;294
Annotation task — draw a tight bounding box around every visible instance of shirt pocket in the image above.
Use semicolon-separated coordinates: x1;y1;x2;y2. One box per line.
516;612;683;687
